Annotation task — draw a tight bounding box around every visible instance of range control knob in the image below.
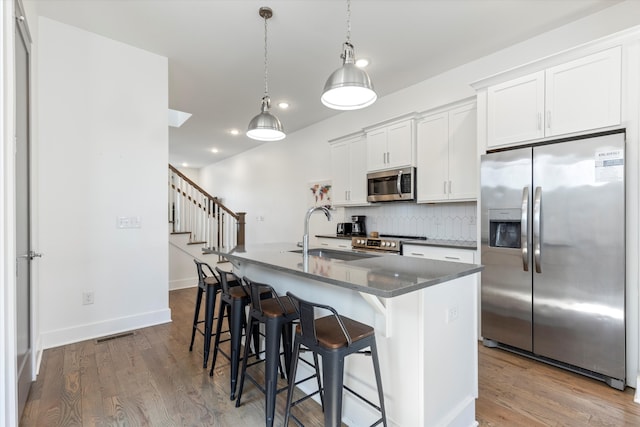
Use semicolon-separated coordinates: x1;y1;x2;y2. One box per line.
391;242;397;247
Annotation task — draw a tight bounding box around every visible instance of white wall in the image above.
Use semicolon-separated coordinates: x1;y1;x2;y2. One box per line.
36;17;170;348
200;0;640;388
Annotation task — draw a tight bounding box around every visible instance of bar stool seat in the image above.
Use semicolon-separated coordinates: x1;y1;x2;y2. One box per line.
190;259;227;368
284;292;387;427
235;277;299;427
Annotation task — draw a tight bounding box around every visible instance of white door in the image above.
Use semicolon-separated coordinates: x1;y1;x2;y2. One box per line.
15;1;35;416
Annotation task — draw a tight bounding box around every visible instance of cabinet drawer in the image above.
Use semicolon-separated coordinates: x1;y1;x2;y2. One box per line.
402;244;475;263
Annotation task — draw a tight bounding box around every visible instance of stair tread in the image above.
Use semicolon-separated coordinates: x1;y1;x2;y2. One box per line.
187;241;206;245
171;232;191;235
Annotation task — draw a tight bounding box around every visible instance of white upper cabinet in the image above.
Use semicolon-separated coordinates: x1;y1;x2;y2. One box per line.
487;72;545;146
366;117;415;171
487;46;621;148
417;101;477;203
329;133;368;206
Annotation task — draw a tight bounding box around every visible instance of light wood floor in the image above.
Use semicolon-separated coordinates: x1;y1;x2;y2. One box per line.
21;286;640;426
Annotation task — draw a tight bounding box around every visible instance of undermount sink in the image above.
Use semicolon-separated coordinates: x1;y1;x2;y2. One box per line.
289;248;377;262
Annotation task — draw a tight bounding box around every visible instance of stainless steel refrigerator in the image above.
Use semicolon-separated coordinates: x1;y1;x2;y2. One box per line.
480;130;626;389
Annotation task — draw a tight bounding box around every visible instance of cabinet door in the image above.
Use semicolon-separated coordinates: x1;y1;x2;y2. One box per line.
387;120;413;168
448;103;477;201
366;128;388;171
545;46;621;137
487;71;545;147
348;135;368;204
330;141;350;205
417;112;449;202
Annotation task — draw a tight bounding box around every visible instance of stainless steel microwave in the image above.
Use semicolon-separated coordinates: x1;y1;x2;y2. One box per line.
367;167;416;202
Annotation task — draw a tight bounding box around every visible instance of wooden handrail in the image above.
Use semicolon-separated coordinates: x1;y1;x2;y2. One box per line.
169;164;244;221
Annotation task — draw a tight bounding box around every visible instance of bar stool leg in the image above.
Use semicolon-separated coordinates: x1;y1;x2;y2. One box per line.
284;338;302;426
189;287;203;351
234;317;256;408
264;318;283;427
202;283;217;368
228;297;246;400
281;322;294;380
209;302;227;376
370;339;388;427
322;353;345;427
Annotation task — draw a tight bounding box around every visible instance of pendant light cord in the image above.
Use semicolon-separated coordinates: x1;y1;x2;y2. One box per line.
346;0;351;43
263;13;269;98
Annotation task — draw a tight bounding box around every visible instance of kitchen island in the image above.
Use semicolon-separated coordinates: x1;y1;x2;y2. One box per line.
204;243;482;427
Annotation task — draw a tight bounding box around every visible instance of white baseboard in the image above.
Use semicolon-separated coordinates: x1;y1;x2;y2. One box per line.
635;374;640;403
170;278;197;290
40;308;172;349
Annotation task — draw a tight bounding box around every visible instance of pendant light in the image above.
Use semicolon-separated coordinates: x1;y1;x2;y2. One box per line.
247;7;285;141
321;0;377;110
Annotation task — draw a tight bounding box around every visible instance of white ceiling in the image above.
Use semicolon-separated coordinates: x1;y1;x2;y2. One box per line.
31;0;622;168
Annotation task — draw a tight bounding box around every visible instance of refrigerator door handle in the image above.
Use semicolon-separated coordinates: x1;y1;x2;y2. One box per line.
521;186;529;272
533;186;542;273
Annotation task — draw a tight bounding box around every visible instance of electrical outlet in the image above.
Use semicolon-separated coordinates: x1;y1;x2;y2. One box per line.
446;306;459;323
83;291;94;305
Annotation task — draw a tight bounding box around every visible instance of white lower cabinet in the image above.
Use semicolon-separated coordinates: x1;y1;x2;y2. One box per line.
403;244;475;264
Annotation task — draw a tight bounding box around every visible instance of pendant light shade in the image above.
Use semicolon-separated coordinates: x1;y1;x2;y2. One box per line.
247;7;285;141
321;0;376;110
321;42;377;110
247;95;285;141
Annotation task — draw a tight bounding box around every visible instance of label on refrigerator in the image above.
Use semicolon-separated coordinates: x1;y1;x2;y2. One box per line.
595;149;624;182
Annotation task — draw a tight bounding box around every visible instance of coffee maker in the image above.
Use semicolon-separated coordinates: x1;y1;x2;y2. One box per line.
351;215;366;236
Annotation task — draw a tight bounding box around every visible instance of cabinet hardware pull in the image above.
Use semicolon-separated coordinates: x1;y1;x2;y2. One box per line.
443;181;447;194
445;256;460;260
546;111;551;129
537;113;542;130
411;253;425;257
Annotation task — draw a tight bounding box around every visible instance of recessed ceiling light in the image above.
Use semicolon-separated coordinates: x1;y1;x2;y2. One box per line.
355;58;370;68
229;129;239;135
211;148;219;153
278;102;289;109
181;162;188;167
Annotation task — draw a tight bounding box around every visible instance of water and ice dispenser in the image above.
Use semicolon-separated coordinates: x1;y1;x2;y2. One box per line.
488;209;521;249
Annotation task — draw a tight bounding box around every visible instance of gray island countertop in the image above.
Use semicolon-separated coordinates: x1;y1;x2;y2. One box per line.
203;242;482;298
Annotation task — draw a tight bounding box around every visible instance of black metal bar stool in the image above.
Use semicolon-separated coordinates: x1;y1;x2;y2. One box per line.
284;292;387;427
208;267;255;400
189;259;225;368
235;277;299;427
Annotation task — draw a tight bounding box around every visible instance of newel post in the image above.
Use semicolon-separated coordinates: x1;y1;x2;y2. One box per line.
237;212;246;246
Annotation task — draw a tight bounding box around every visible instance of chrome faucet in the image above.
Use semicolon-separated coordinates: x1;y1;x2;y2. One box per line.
303;206;332;256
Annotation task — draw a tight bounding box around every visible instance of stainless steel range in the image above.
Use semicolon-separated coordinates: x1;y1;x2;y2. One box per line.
351;235;426;254
351;236;401;254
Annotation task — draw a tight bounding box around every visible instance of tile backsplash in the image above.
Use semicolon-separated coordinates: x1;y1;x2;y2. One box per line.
345;201;477;242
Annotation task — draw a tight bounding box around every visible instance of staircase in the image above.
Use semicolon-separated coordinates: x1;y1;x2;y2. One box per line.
168;164;246;261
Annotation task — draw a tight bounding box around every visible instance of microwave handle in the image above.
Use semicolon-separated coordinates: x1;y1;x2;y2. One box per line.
397;170;403;197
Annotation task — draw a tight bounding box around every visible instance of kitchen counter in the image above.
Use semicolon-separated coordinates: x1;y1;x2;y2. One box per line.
203;242;481;426
203;242;481;298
